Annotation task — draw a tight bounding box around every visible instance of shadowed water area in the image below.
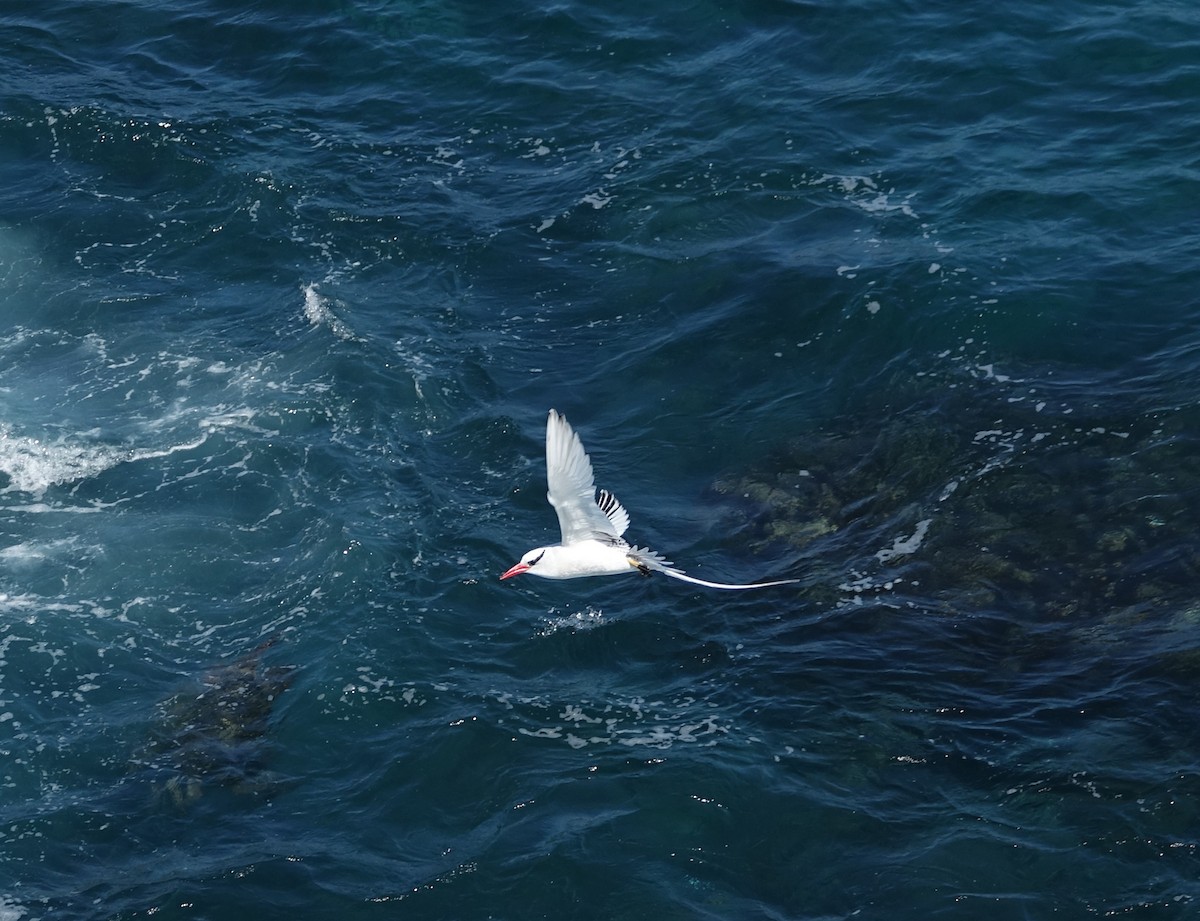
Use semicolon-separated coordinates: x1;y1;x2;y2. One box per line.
2;0;1199;918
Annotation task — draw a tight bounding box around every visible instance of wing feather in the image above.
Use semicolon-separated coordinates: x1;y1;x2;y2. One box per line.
545;410;628;544
596;489;630;537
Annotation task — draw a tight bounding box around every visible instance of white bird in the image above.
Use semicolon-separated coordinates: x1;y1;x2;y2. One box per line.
500;409;799;590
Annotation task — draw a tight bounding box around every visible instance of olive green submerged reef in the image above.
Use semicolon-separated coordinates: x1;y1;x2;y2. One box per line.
135;640;296;808
714;386;1200;635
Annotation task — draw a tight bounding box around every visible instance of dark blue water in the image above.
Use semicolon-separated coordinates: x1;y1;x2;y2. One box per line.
3;1;1200;918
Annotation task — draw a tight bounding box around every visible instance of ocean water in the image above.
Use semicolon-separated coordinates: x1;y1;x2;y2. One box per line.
3;0;1200;918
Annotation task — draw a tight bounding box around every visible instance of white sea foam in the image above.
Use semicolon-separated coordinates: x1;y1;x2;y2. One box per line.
537;606;607;636
501;691;732;750
302;283;358;341
0;424;126;497
0;538;83;566
580;189;613;209
519;712;728;750
816;173;919;219
0;423;208;499
335;666;427;708
875;518;933;563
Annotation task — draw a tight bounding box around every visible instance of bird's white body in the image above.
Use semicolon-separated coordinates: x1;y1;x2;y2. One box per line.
520;539;635;580
501;410;798;590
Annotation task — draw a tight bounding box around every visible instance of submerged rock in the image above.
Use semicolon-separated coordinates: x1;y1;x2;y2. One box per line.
136;637;297;808
710;386;1200;626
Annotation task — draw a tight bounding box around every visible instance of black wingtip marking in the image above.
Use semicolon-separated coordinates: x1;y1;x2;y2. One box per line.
597;489;620;516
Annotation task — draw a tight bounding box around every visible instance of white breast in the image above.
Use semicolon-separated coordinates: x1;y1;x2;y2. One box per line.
534;540;635;580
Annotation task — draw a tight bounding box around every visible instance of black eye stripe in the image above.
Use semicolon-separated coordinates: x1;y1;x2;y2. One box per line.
530;550;546;566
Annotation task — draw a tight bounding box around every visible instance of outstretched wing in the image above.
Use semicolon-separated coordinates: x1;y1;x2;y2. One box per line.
545;410;630;544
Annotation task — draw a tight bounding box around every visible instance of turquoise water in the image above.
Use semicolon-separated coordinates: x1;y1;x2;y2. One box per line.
3;1;1200;918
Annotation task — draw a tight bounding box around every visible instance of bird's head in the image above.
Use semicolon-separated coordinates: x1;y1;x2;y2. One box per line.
500;547;548;580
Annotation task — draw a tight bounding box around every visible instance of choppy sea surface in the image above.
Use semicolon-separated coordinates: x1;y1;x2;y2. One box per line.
3;1;1200;918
